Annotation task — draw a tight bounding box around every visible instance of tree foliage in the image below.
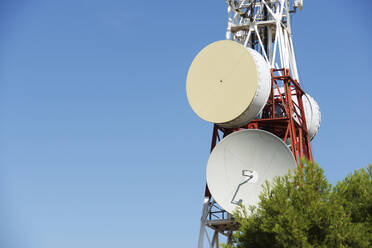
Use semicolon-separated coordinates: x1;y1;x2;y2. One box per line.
230;161;372;248
333;164;372;247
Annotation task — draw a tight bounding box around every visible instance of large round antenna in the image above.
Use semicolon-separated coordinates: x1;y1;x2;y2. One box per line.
206;129;297;214
186;40;271;128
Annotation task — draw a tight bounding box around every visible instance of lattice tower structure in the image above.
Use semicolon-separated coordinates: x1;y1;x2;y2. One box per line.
198;1;311;247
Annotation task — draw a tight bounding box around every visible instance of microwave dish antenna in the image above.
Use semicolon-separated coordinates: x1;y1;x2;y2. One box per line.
206;129;296;214
272;87;321;140
303;94;321;140
186;40;271;128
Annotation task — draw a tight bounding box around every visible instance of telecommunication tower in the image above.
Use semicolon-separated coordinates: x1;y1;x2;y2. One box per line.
185;1;321;247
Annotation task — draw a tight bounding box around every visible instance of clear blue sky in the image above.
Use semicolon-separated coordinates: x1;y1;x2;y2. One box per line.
0;1;371;247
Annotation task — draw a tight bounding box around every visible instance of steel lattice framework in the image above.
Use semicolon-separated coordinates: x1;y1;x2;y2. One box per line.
226;0;302;80
198;1;310;247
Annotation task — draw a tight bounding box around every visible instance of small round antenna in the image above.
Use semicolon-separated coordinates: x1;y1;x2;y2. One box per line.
274;87;321;140
206;129;297;214
302;93;321;140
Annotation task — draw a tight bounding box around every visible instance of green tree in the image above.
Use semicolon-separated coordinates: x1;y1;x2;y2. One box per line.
229;161;371;248
333;164;372;247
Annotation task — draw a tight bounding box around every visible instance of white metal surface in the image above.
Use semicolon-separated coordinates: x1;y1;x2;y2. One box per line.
302;93;321;140
206;129;297;214
198;197;210;248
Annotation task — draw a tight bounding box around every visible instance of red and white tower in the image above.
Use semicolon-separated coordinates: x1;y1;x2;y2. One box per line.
186;1;321;247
